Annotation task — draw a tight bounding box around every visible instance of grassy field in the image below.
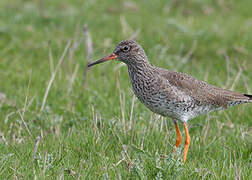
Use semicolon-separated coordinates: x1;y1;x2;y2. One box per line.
0;0;252;179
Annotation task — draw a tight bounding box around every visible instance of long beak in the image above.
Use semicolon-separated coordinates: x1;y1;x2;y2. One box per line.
88;53;117;67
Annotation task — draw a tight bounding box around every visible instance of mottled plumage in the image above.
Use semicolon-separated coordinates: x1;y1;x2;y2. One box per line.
88;39;252;162
111;40;252;122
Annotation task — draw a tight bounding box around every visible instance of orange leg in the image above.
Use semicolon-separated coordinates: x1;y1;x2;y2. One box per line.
183;123;191;163
173;121;182;152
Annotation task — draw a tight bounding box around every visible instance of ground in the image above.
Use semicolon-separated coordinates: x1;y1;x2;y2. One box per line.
0;0;252;179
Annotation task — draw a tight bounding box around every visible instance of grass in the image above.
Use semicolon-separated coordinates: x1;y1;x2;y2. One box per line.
0;0;252;179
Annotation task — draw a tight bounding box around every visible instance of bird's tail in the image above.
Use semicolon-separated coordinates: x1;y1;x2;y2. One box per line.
227;94;252;107
244;94;252;101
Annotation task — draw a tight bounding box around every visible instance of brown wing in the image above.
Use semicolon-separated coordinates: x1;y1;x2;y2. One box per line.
157;68;251;108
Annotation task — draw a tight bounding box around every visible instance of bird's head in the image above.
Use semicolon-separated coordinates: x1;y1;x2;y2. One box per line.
88;40;148;67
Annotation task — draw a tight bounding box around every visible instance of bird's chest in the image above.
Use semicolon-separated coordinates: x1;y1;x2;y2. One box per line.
129;73;168;112
131;79;177;117
131;79;156;103
129;71;155;97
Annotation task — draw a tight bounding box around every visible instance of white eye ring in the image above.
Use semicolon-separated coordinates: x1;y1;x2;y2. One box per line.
122;45;130;52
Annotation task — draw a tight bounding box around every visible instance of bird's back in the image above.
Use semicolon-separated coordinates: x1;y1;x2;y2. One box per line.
156;67;252;108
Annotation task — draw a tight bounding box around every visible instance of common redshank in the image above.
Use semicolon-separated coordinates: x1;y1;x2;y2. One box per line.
88;40;252;162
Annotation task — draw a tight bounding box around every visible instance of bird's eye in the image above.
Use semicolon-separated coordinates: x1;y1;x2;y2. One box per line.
122;45;130;52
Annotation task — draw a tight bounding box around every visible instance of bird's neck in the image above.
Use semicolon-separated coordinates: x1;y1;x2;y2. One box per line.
127;60;151;72
127;60;155;82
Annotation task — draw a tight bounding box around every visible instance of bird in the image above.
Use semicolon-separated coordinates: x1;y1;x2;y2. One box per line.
87;39;252;162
